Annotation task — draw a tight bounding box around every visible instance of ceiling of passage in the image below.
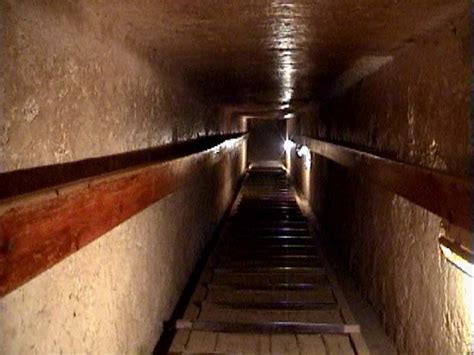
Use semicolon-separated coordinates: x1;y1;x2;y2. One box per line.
87;0;466;106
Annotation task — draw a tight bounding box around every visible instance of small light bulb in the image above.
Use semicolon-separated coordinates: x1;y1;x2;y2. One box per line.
283;139;295;153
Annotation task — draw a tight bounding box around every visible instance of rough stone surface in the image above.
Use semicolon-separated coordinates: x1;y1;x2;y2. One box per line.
1;1;238;173
0;147;244;353
0;1;244;353
290;12;471;354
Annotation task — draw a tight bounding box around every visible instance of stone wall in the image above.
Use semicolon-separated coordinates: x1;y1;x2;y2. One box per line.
290;11;471;354
0;1;245;353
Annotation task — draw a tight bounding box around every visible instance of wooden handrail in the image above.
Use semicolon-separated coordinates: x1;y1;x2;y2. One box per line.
293;135;471;232
0;133;244;200
0;134;247;297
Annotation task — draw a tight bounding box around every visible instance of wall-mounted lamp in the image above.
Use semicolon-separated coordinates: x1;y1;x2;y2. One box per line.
296;145;309;158
439;237;474;277
296;145;312;170
283;140;312;170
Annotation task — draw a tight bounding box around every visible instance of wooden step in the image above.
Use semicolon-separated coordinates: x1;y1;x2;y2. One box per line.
207;282;329;291
225;238;316;246
233;228;310;236
216;253;320;262
169;331;356;354
206;288;335;305
211;271;328;286
215;258;323;268
198;301;343;323
167;167;368;355
213;266;325;274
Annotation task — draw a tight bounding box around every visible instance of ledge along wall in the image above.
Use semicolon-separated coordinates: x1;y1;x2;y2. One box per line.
0;2;246;353
289;10;472;355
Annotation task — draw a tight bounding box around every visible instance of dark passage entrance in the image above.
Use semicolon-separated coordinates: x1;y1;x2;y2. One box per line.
247;120;286;165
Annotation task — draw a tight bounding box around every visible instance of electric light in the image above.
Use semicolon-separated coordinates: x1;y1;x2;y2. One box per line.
283;139;296;153
296;145;310;159
296;145;312;170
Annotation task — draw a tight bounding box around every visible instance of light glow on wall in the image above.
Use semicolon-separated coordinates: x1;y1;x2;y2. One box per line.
241;138;248;173
284;138;293;173
439;236;474;348
439;238;474;277
466;276;474;351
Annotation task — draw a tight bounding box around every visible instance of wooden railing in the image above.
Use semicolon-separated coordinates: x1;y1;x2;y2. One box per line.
0;134;247;297
293;135;471;232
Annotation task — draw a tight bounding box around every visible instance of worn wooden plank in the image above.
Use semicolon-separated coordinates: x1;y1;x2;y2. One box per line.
202;301;337;311
223;242;318;252
199;301;343;323
323;334;355;355
211;271;327;287
216;253;320;261
215;333;271;354
169;330;190;353
217;247;319;258
294;135;471;231
186;331;218;352
207;282;328;291
213;266;325;274
216;258;322;269
232;232;312;239
0;135;246;297
271;334;299;354
297;334;327;355
183;303;201;320
206;288;335;305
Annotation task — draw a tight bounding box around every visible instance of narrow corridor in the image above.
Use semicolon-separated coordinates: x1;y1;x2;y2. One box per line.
0;2;471;354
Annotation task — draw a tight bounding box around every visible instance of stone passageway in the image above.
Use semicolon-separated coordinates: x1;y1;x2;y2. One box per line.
0;1;471;354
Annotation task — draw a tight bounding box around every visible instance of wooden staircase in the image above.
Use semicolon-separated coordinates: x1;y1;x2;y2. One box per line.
168;166;368;354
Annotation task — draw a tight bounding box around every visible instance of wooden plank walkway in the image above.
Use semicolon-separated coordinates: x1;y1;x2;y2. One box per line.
168;166;369;354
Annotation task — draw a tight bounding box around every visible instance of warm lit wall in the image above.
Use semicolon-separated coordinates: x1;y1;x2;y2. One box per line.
0;1;245;353
290;11;471;354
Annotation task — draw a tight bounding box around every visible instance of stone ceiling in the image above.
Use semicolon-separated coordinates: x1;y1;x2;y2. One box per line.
80;0;466;105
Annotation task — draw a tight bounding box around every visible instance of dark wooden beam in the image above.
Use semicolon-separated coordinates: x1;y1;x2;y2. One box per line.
293;135;471;231
0;133;243;200
0;134;247;297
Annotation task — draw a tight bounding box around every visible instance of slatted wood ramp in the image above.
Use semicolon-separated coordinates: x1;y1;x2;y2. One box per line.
168;166;369;354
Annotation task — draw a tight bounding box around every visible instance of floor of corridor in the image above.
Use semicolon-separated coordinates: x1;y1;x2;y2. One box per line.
167;166;394;354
